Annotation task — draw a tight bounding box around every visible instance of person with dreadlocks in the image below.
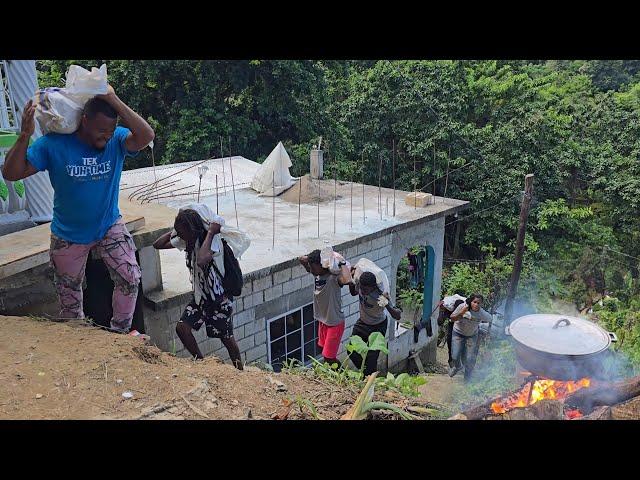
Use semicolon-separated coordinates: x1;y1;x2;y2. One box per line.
299;249;353;366
348;269;402;376
153;208;243;369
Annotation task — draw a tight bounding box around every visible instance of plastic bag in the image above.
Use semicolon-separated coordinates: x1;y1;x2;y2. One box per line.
33;64;108;135
65;64;108;101
320;246;350;274
353;258;390;296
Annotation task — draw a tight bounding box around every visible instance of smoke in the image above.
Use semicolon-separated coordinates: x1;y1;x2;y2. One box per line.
450;298;637;411
598;349;637;381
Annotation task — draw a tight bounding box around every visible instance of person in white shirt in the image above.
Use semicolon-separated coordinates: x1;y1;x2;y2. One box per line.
437;293;467;368
448;293;492;381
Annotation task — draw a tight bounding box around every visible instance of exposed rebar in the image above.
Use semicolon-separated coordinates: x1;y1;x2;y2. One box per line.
362;152;365;224
350;166;354;229
378;153;383;220
221;139;227;196
334;167;337;234
273;171;276;249
444;145;451;204
144;184;195;203
392;139;396;217
413;155;417;211
433;142;436;198
297;175;302;243
128;157;211;201
150;143;159;203
227;136;239;228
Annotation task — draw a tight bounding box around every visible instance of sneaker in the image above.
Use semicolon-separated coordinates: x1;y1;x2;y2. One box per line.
448;366;458;378
128;330;151;341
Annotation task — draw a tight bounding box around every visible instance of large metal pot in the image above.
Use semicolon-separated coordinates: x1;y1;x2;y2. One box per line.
505;314;617;380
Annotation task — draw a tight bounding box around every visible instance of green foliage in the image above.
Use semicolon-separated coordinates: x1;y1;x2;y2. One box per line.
346;332;389;357
376;372;427;398
398;288;423;311
36;60;336;172
346;332;389;379
441;253;513;312
453;338;520;410
291;395;323;420
591;297;640;370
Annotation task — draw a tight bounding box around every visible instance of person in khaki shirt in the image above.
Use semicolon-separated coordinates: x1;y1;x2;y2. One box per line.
348;270;402;375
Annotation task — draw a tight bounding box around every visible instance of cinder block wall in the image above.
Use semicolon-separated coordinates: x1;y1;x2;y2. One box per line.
143;216;445;373
0;263;58;317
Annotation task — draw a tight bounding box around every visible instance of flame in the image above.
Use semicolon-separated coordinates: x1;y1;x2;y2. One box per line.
491;377;591;414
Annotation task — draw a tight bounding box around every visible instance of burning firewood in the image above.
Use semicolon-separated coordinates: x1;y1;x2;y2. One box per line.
564;375;640;414
448;396;501;420
575;406;611;420
450;376;596;420
610;396;640;420
453;374;640;420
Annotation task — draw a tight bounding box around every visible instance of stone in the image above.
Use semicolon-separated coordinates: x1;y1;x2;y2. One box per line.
405;192;433;207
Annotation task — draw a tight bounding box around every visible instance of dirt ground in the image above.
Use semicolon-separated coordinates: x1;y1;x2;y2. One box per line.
416;343;466;410
0;315;358;420
280;175;347;205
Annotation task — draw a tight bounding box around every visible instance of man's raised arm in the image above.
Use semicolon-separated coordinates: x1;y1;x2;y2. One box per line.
97;85;155;152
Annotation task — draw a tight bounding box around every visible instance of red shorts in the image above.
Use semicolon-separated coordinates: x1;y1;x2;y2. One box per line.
317;321;345;359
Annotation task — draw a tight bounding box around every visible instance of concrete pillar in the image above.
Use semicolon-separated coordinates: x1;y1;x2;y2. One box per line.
138;245;163;294
310;149;323;179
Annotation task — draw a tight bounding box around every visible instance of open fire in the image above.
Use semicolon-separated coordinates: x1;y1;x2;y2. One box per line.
490;374;592;416
451;373;640;420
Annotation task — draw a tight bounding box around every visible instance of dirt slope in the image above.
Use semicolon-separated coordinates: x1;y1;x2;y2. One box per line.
0;315;355;420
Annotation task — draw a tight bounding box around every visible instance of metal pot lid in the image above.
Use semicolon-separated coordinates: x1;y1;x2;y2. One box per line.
509;314;610;356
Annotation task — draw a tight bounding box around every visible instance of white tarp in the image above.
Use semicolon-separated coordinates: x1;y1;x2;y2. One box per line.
250;141;296;196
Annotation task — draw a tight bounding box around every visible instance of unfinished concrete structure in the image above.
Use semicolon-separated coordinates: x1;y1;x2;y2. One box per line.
0;153;468;373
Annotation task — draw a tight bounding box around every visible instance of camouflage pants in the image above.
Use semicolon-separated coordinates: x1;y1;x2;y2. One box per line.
49;219;141;332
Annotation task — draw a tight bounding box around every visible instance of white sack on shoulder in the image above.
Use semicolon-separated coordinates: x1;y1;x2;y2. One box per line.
353;258;390;296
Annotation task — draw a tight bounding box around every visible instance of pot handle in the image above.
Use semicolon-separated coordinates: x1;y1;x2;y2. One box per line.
608;331;618;343
504;325;511;336
552;318;571;329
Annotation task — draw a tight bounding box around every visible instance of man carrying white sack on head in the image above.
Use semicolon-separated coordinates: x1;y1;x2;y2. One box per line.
2;73;154;336
348;258;402;376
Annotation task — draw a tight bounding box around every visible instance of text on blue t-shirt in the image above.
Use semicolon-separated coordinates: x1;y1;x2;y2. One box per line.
27;125;138;244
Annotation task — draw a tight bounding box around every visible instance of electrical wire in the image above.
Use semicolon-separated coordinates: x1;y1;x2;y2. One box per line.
444;193;520;227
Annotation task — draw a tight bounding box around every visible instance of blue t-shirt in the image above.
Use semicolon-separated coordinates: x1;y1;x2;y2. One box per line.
27;126;138;244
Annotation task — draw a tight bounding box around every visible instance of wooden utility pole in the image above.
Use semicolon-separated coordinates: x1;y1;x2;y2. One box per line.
504;174;535;325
